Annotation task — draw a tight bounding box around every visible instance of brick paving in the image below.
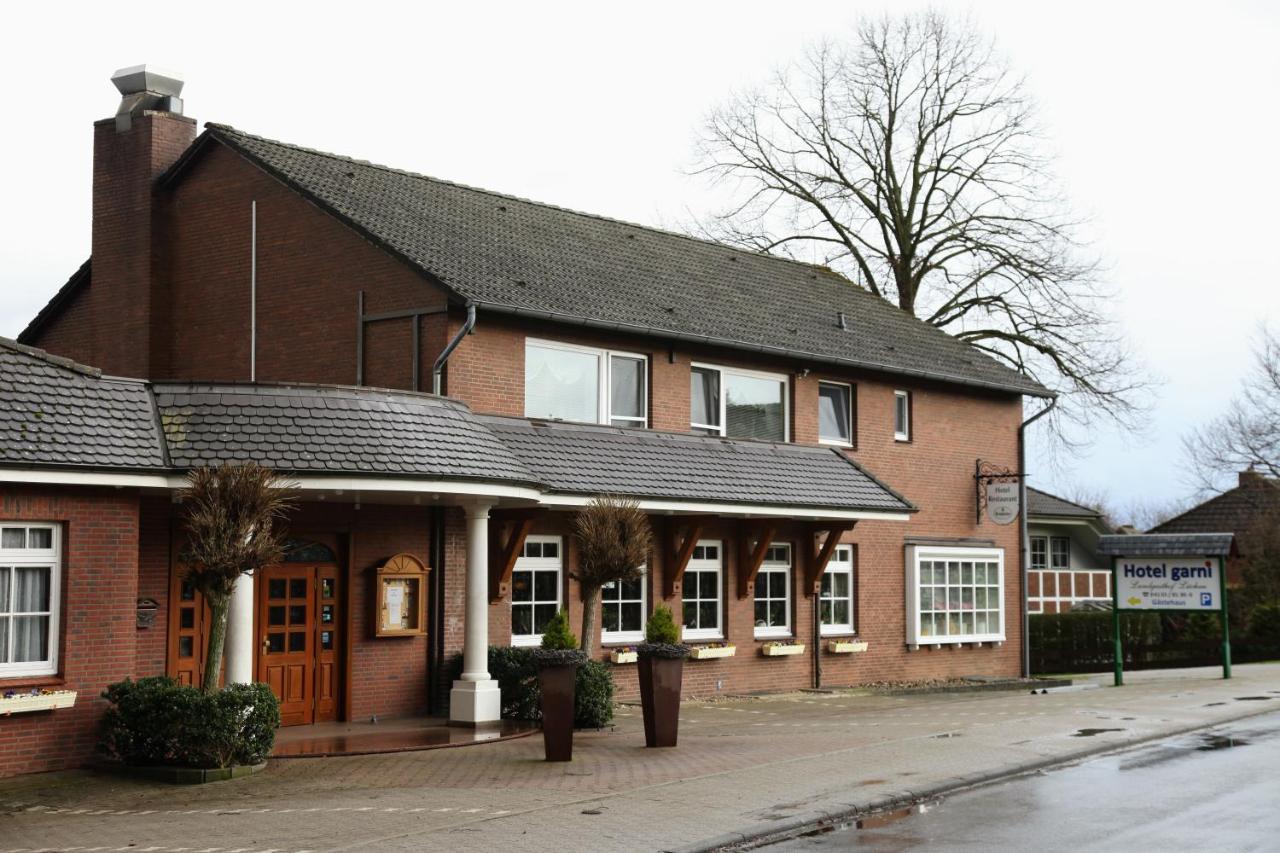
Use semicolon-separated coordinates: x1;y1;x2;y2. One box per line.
1;664;1277;853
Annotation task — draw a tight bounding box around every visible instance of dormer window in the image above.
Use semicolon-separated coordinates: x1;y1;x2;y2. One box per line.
691;364;789;442
524;339;648;427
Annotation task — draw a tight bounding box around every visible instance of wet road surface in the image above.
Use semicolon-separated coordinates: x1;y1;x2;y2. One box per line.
766;710;1280;852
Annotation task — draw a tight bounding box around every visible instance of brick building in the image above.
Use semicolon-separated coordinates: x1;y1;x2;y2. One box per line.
1026;488;1113;614
0;67;1050;777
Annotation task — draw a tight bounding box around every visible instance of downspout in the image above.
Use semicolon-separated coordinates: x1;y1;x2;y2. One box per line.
1019;396;1057;678
432;303;477;395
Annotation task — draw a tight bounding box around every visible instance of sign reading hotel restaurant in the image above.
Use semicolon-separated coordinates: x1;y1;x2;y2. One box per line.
1114;556;1222;611
985;481;1020;525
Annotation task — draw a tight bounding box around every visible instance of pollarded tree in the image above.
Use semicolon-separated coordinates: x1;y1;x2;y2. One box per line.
692;11;1148;443
181;463;295;692
571;496;653;657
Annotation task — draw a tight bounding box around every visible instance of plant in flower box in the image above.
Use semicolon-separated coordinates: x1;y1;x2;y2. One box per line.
637;605;688;747
826;639;869;654
760;640;805;657
689;642;736;660
609;646;638;664
531;610;585;762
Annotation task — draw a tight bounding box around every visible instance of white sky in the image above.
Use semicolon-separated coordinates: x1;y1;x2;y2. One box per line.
1;1;1276;511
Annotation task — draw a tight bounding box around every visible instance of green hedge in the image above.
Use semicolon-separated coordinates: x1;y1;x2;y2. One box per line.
100;677;280;769
448;646;614;728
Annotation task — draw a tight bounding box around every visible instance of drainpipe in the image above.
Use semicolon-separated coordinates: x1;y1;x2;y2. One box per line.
432;303;477;395
1019;396;1057;678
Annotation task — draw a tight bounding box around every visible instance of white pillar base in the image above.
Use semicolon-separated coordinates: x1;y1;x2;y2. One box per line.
225;570;255;685
449;678;502;726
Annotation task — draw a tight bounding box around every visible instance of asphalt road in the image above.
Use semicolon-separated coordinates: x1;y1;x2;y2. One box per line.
767;709;1280;853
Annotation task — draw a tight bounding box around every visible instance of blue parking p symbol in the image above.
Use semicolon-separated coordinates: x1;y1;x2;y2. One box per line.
1201;593;1213;607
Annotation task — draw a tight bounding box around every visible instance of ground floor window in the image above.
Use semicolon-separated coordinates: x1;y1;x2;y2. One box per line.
601;566;646;643
682;540;722;641
906;545;1004;645
820;544;855;635
0;523;60;677
511;535;562;646
753;543;792;638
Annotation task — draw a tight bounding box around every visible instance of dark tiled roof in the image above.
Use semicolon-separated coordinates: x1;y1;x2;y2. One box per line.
482;416;915;513
1027;487;1104;519
194;124;1049;398
1151;477;1279;537
1097;533;1235;557
153;383;539;485
17;260;90;345
0;337;165;469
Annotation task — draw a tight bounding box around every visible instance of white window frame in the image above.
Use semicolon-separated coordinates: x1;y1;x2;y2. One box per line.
524;338;649;428
894;390;911;441
818;381;854;447
0;523;61;678
681;540;723;641
753;543;793;639
1030;536;1048;570
1049;536;1070;570
510;534;563;647
820;544;856;636
601;565;647;645
905;545;1004;646
690;362;790;441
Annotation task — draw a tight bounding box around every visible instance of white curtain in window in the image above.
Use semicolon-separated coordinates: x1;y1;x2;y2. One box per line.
690;367;719;431
11;566;49;663
819;384;850;442
525;345;599;422
725;374;785;441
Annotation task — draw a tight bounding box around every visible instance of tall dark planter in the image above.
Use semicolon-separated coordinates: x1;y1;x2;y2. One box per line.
637;643;688;748
533;650;586;762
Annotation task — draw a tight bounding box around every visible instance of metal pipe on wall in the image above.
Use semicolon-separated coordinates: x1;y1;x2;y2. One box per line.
432;303;477;395
250;200;257;382
1018;396;1057;678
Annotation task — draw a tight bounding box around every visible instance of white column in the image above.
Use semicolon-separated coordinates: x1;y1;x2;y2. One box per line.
225;570;255;684
450;502;502;725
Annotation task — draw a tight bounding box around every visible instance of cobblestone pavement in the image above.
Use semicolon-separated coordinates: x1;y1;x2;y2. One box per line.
2;664;1277;853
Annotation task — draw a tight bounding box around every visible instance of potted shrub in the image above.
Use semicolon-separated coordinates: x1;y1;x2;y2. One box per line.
636;605;689;748
532;611;586;761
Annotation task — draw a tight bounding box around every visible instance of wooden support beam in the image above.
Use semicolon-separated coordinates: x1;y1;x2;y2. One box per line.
737;521;778;599
803;522;857;595
664;515;714;600
488;510;542;603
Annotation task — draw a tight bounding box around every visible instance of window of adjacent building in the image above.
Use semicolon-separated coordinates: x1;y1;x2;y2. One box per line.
524;339;648;427
818;381;854;446
894;390;911;441
0;524;60;678
681;540;723;641
753;543;792;638
1050;537;1070;570
691;364;789;442
906;546;1004;645
820;545;855;635
511;535;562;646
1030;536;1047;570
601;566;646;644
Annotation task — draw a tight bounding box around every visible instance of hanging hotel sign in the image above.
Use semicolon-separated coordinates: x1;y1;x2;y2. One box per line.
974;460;1023;525
1114;557;1222;611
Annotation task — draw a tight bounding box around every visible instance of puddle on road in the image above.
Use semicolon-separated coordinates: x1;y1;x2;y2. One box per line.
1204;702;1227;707
1072;728;1124;737
1234;696;1273;702
931;731;962;739
1196;734;1250;751
798;802;937;838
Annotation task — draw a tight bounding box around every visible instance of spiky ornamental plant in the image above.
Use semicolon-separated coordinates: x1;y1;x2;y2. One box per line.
571;496;653;657
181;464;295;693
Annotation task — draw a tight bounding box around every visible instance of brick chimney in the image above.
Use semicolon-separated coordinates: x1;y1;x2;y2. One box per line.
88;65;196;378
1239;468;1264;487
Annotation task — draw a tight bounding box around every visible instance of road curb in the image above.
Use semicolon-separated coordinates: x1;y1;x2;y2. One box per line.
670;702;1279;853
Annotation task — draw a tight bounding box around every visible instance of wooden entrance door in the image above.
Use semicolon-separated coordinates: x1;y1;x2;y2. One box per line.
257;558;343;727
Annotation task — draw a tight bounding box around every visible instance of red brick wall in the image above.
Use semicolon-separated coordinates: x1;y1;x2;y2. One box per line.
0;487;141;778
135;496;173;675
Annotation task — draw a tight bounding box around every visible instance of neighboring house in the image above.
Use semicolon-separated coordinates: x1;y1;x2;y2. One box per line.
1150;470;1279;587
0;67;1050;776
1026;488;1112;614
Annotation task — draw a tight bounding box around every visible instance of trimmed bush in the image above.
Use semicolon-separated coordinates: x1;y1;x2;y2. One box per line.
541;610;578;650
100;677;280;769
447;646;615;728
1246;601;1280;652
645;605;680;645
575;660;615;729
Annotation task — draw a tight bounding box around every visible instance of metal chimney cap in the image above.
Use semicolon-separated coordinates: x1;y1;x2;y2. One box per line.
111;65;184;98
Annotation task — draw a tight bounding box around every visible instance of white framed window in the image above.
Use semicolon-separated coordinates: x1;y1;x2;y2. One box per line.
753;543;792;638
601;566;646;644
1049;536;1070;570
906;545;1004;645
681;540;723;641
894;390;911;441
691;363;789;442
511;535;563;647
1030;536;1047;570
818;381;854;446
0;523;60;678
524;339;648;428
820;545;855;635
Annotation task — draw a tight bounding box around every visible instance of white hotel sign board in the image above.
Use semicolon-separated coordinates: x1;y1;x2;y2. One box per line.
1114;557;1222;611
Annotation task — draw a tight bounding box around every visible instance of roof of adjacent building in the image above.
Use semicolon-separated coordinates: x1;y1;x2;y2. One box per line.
0;337;166;470
1097;533;1236;557
483;416;915;513
1027;487;1105;519
1150;473;1279;539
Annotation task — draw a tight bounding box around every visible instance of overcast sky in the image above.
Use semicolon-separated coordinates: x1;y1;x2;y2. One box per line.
1;1;1276;514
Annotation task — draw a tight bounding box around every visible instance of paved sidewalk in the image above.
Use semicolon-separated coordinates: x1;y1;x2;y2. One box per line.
2;664;1277;853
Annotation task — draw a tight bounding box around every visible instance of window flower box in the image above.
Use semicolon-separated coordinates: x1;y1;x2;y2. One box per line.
827;639;869;654
760;642;805;657
610;648;638;664
0;689;77;715
688;643;736;660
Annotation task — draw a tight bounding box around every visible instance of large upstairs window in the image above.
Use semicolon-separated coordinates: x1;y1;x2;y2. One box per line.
691;364;789;442
525;339;647;427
